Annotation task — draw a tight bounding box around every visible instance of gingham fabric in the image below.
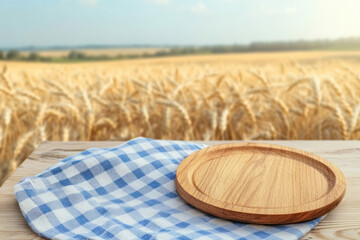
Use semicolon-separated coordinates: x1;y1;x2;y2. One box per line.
15;137;323;240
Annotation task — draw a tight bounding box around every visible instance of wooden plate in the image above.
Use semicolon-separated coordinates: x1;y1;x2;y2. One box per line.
175;143;346;224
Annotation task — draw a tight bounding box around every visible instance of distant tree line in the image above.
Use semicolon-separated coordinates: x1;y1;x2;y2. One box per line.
0;50;50;61
1;37;360;62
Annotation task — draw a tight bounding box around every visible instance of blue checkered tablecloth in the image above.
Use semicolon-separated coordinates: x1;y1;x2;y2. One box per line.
15;137;323;240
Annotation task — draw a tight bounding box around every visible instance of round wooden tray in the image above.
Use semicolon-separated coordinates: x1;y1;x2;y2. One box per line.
175;143;346;224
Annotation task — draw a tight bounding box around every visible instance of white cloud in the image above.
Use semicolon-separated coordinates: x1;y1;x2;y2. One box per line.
76;0;98;7
190;2;212;15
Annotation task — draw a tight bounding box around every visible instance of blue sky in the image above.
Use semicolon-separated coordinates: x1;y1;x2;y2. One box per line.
0;0;359;47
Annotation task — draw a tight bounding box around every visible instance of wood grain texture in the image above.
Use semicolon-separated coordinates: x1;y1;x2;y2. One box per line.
0;141;359;240
175;143;346;224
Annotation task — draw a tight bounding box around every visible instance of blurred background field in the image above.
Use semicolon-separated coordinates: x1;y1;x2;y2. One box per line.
1;51;360;184
1;0;360;185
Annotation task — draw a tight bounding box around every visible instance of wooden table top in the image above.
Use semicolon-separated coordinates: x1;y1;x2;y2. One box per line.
0;141;359;240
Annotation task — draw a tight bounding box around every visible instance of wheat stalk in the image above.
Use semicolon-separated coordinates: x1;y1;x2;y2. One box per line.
0;66;12;90
219;107;230;135
272;97;290;116
287;77;312;92
81;89;93;113
0;86;13;97
38;125;47;143
35;104;48;126
13;131;34;161
162;107;171;134
326;78;352;115
62;127;69;142
238;97;256;126
158;100;192;127
16;90;41;101
349;104;360;137
249;70;269;88
3;108;12;127
335;107;348;140
44;79;73;102
211;111;218;132
45;109;65;119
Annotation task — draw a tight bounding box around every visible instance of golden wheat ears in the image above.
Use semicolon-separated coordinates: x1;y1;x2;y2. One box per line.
0;59;360;184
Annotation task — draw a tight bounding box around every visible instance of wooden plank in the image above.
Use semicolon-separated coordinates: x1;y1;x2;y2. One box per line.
0;141;359;239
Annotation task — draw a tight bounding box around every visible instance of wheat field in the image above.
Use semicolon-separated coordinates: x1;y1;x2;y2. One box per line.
1;51;360;185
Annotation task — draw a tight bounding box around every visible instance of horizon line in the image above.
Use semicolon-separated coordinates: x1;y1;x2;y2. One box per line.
1;36;360;51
